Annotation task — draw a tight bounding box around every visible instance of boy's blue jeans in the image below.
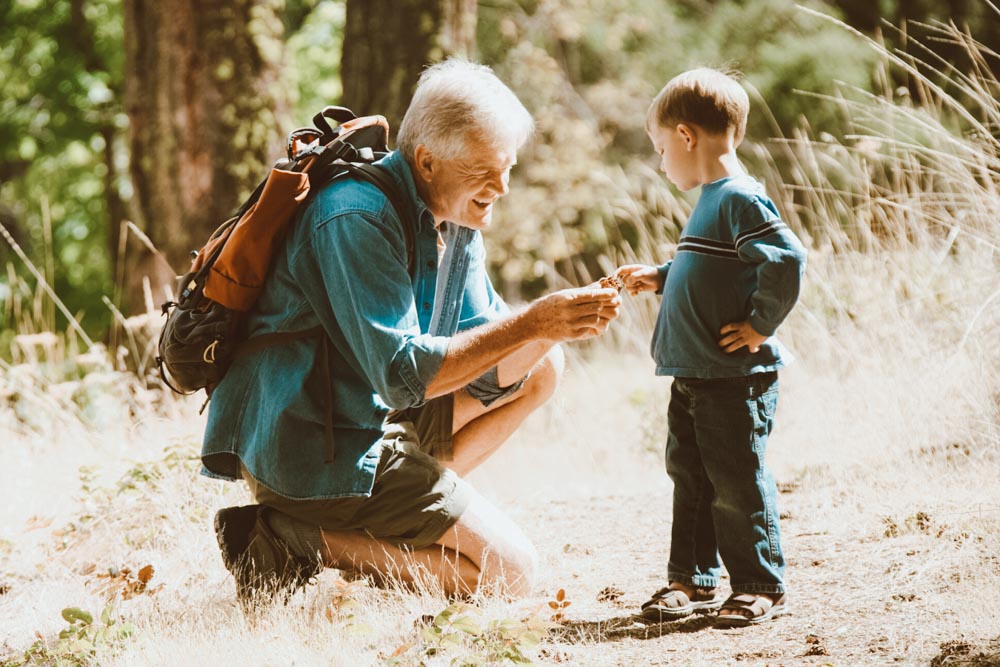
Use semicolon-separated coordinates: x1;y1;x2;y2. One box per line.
665;371;786;595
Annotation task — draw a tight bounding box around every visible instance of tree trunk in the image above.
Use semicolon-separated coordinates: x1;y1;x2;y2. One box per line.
341;0;477;138
122;0;289;313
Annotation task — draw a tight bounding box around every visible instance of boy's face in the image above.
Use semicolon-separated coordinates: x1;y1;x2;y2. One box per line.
648;123;698;191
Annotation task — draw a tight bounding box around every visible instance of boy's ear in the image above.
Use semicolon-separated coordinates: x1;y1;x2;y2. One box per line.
676;123;697;151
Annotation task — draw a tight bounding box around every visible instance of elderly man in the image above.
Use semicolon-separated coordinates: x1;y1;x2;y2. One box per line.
203;59;621;605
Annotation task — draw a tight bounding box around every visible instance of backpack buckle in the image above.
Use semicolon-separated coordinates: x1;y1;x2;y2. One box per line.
328;139;359;163
287;128;323;161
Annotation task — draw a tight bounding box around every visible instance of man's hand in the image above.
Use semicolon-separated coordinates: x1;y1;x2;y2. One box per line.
529;286;621;342
616;264;663;295
426;286;619;399
719;320;767;354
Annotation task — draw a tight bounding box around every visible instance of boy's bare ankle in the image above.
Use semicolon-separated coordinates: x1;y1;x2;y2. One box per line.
668;581;700;597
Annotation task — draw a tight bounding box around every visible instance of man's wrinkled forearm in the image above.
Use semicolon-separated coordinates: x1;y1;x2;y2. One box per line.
424;307;541;399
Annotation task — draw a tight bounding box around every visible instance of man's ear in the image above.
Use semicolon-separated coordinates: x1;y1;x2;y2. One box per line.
676;123;697;151
412;144;435;182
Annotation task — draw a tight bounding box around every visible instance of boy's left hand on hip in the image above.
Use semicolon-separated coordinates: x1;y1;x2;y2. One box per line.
719;321;767;354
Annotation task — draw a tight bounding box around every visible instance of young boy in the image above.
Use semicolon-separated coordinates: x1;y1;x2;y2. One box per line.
618;68;806;627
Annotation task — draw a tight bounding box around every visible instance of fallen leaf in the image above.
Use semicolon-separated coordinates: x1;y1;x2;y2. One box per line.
137;565;154;584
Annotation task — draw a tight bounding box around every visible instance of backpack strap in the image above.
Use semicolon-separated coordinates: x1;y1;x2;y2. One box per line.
230;162;417;360
233;326;324;359
343;163;417;278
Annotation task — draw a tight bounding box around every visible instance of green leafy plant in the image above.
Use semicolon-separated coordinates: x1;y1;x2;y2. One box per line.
386;602;557;666
53;444;200;552
16;604;135;666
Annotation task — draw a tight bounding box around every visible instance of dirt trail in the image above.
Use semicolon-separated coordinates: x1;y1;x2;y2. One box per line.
522;488;1000;666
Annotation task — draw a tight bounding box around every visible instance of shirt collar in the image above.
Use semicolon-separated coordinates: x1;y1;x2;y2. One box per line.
377;150;437;231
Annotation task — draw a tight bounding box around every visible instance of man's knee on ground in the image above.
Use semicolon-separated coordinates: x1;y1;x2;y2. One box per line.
479;536;537;598
445;493;539;598
479;507;539;598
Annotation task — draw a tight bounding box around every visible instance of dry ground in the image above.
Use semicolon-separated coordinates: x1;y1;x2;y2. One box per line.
525;479;1000;666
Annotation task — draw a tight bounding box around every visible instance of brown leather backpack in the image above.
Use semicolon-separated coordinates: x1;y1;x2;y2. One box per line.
156;107;415;401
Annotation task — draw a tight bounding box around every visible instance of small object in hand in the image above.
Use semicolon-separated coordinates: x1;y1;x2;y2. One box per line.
599;275;624;292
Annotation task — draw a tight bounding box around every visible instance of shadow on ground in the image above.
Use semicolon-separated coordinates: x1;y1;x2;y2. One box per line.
552;613;715;642
930;637;1000;667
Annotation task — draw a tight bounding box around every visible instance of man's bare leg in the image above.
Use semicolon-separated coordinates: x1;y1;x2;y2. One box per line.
320;529;481;597
447;345;564;476
320;488;536;598
316;347;558;595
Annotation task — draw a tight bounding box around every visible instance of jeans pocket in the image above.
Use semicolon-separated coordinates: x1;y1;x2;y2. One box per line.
751;373;779;421
757;388;778;421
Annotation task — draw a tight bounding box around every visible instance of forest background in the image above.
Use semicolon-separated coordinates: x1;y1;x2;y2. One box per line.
1;1;999;666
1;0;996;340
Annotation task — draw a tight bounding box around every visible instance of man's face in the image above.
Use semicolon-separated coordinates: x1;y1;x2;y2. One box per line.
648;123;697;191
420;133;516;230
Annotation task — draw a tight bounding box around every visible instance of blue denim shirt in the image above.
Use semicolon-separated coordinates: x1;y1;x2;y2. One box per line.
201;151;509;499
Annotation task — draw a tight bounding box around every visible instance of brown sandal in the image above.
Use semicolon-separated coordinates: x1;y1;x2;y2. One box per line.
639;585;724;621
715;593;788;627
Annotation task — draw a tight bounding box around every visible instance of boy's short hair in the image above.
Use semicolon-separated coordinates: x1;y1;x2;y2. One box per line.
646;68;750;144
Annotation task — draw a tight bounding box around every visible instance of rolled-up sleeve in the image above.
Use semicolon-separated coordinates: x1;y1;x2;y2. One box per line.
292;205;449;409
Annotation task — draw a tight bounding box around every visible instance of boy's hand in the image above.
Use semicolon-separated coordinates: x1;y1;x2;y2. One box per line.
616;264;663;295
719;321;767;354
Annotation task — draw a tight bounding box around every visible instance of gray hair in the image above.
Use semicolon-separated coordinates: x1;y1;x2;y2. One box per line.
396;59;534;161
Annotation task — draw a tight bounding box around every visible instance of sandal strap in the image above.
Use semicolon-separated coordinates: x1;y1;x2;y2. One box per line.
641;587;690;610
720;593;774;618
648;586;673;600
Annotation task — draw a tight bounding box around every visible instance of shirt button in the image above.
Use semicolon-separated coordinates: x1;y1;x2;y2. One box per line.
423;302;431;310
426;260;435;269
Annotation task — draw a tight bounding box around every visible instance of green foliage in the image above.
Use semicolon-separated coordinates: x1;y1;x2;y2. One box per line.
474;0;882;298
2;0;995;329
12;603;135;667
0;0;125;336
386;602;557;666
60;444;199;545
0;0;347;340
319;578;374;634
286;0;346;122
114;444;200;494
679;0;876;139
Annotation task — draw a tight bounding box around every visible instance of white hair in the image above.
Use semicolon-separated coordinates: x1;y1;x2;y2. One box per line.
396;58;534;161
